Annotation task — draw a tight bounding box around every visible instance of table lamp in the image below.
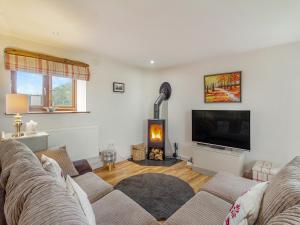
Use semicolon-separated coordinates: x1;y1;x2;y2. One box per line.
6;94;29;137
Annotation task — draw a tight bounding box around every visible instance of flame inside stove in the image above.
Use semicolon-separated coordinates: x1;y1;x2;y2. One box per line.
150;124;163;142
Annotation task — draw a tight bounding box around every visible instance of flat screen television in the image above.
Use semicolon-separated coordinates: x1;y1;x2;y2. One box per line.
192;110;250;150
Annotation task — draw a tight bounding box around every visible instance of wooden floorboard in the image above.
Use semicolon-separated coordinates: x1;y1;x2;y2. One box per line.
94;160;211;192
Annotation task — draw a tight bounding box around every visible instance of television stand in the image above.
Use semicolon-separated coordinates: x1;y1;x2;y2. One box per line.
191;143;246;176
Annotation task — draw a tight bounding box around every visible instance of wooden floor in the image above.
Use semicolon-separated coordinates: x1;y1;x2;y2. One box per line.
95;160;211;192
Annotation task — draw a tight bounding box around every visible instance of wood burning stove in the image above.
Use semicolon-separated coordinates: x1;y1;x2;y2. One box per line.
147;119;165;160
147;82;171;161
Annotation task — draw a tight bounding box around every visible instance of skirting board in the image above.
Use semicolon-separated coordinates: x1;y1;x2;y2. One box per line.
178;154;191;161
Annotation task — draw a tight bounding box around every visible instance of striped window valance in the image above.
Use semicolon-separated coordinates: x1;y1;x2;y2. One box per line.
4;48;90;81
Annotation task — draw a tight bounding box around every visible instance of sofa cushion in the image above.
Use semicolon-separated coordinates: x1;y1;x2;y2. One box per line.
17;175;90;225
0;141;43;189
41;154;66;187
201;171;258;204
92;190;159;225
266;205;300;225
256;156;300;225
74;172;113;203
164;191;231;225
74;159;93;175
35;145;79;177
223;182;268;225
0;140;89;225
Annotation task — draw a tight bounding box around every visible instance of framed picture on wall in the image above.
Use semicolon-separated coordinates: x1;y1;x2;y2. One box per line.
204;71;241;103
113;82;125;93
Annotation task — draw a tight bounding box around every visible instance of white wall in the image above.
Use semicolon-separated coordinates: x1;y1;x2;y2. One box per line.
157;42;300;168
0;35;157;161
1;34;299;170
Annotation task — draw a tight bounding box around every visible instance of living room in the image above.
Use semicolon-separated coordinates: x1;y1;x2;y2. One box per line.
0;1;300;225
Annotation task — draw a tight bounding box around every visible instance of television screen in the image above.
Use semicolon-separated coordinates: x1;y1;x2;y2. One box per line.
192;110;250;150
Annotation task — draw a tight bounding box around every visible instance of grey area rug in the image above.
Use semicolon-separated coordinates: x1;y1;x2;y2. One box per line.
128;158;182;167
115;173;195;220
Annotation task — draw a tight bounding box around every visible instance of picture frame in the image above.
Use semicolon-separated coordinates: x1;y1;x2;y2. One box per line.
113;82;125;93
204;71;241;103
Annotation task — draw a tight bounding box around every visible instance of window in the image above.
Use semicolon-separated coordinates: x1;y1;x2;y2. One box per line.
15;71;44;107
11;71;77;112
52;76;75;108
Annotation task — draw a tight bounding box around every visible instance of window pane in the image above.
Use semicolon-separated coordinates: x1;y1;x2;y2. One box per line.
30;95;43;106
16;71;43;106
52;76;73;107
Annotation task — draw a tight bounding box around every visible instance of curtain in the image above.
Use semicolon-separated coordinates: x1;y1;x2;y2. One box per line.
4;48;90;81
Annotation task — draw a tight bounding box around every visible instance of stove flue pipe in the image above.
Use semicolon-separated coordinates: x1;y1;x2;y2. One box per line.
154;82;172;119
154;93;166;119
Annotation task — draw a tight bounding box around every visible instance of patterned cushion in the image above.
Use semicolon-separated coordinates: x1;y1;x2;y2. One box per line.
223;182;268;225
35;145;79;177
256;156;300;225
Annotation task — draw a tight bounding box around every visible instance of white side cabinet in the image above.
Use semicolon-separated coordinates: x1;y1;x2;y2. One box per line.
1;132;49;152
191;144;246;176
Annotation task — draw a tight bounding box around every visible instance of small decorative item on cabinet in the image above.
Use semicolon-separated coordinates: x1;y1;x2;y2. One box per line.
25;120;38;134
43;106;57;112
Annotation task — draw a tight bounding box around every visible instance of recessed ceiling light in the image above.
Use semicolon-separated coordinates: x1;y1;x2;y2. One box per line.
52;31;60;36
150;60;155;64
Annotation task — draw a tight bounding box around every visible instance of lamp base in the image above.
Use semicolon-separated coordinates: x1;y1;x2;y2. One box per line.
12;113;24;137
12;132;24;138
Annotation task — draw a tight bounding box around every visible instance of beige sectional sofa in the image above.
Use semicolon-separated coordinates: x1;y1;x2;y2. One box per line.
0;140;300;225
165;157;300;225
0;141;159;225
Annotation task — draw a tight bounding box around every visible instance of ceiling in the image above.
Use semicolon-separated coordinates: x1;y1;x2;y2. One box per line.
1;0;300;69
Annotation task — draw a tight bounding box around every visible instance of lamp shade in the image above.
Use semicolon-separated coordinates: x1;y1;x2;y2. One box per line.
6;94;29;114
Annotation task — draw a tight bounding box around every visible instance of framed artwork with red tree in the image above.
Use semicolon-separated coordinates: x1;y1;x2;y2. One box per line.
204;71;241;103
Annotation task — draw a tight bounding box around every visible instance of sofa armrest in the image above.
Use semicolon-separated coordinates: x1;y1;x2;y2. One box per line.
73;159;92;176
200;171;258;204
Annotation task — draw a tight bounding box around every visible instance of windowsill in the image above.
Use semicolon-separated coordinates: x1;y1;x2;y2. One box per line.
5;111;91;115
